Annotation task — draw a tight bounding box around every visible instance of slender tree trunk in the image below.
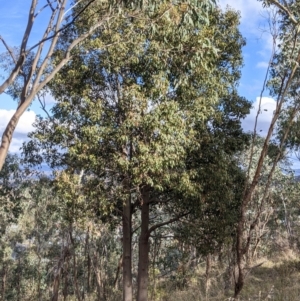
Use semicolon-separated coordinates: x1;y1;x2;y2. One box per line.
63;259;69;301
123;192;133;301
52;245;68;301
1;265;7;301
87;251;91;294
114;255;123;290
205;254;211;300
150;230;158;301
224;247;234;296
84;228;91;295
234;216;245;299
17;259;21;301
0;113;21;173
51;271;60;301
69;230;82;301
51;258;62;301
37;257;42;301
93;256;102;301
137;186;150;301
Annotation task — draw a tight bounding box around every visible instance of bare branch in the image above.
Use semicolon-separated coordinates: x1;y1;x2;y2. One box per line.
27;0;97;53
63;0;84;17
47;0;56;12
268;0;298;25
34;0;56;17
0;0;97;96
20;3;59;105
30;0;66;96
37;93;53;120
20;0;38;54
148;212;190;234
34;14;114;93
0;13;114;170
246;39;276;182
0;0;37;94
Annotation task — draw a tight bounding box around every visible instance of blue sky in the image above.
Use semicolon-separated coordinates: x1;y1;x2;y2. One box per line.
0;0;287;161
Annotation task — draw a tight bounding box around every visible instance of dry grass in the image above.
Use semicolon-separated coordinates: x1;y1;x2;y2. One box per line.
158;255;300;301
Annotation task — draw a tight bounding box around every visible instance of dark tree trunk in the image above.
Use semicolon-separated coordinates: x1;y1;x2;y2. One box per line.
51;266;61;301
85;228;91;294
137;186;150;301
123;193;133;301
1;265;7;301
69;230;82;301
63;259;69;301
52;246;69;301
114;255;123;290
234;217;245;299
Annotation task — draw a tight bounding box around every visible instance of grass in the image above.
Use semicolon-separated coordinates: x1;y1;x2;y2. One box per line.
158;254;300;301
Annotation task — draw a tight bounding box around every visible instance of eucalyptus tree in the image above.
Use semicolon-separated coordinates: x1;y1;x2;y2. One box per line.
175;92;250;253
230;1;300;297
22;3;248;301
0;0;218;171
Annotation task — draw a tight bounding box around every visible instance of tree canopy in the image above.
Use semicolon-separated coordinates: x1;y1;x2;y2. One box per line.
3;1;300;301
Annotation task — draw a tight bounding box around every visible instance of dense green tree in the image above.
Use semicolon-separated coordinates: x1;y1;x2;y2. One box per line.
21;3;249;301
0;0;217;171
0;154;25;235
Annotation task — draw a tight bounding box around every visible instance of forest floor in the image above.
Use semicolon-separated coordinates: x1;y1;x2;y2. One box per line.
160;251;300;301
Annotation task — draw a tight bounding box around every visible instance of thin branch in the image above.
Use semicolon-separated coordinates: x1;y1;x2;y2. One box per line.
27;0;97;53
248;103;300;238
148;212;190;234
63;0;84;17
245;48;300;208
0;0;37;94
47;0;56;12
268;0;298;25
37;93;52;119
21;2;59;105
34;1;56;17
20;0;37;53
246;8;278;185
31;0;67;93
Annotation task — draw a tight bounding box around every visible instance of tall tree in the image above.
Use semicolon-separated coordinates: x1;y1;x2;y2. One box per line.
22;4;248;301
232;1;300;298
0;0;216;171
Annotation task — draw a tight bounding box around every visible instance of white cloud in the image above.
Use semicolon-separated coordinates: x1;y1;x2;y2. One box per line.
218;0;275;57
256;61;269;68
0;109;36;153
0;109;36;134
242;97;277;136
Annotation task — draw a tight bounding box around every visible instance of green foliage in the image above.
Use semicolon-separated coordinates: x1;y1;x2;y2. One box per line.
5;1;300;300
18;1;252;299
0;154;25;232
21;1;250;266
